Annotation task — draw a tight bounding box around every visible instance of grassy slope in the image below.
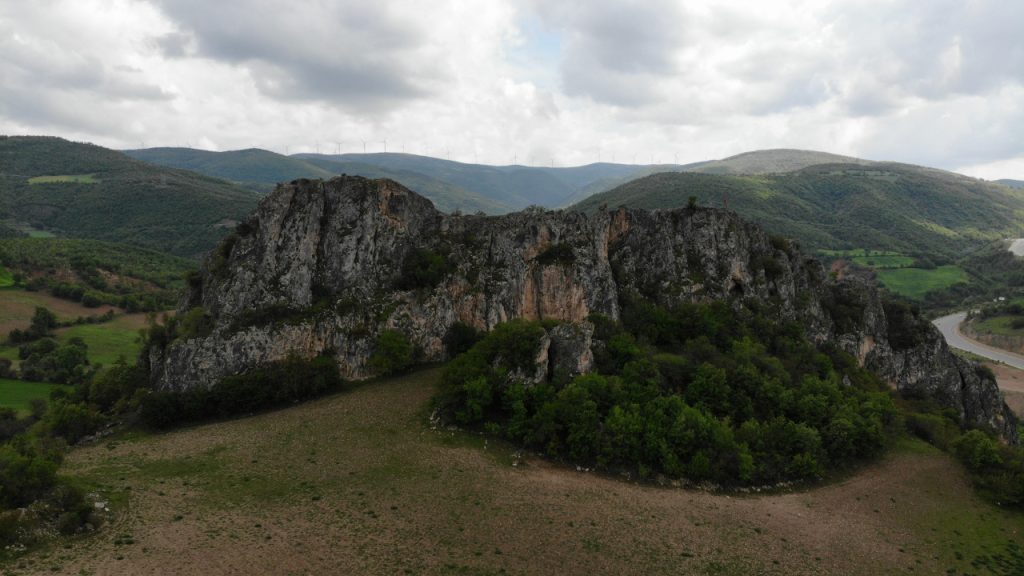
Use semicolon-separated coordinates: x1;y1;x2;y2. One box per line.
0;378;67;416
20;369;1021;576
973;315;1024;337
0;136;259;258
575;165;1024;260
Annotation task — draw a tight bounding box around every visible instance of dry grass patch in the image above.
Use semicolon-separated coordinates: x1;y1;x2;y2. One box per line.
5;368;1021;576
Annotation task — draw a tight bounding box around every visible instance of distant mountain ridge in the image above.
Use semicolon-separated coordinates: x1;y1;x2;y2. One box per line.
997;179;1024;190
1;136;259;258
124;146;885;214
123;147;336;193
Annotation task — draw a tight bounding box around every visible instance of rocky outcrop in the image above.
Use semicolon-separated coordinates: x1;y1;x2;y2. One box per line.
150;175;1018;442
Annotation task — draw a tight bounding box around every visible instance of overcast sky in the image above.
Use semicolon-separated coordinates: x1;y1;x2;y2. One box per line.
2;0;1023;178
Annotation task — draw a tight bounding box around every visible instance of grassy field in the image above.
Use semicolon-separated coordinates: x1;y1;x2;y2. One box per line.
0;378;67;416
26;174;99;185
9;368;1019;576
0;265;13;288
53;314;148;366
876;265;968;299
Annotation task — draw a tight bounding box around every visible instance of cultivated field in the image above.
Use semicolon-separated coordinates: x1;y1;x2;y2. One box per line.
6;368;1021;576
0;289;118;335
26;174;99;185
0;378;68;416
876;265;968;299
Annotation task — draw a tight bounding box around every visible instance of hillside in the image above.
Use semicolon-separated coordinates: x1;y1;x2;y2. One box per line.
0;136;260;257
122;147;883;213
297;152;649;210
998;179;1024;190
691;148;873;175
125;147;517;213
0;237;195;311
573;164;1024;260
123;147;336;193
30;368;1023;576
560;149;872;206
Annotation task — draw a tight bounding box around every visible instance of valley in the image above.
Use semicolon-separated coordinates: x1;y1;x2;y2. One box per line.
6;4;1024;574
2;145;1023;576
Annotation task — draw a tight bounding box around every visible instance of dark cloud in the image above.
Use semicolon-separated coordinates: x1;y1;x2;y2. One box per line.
150;0;441;112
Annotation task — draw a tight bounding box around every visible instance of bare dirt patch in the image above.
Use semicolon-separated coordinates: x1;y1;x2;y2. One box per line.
8;369;1021;575
987;362;1024;417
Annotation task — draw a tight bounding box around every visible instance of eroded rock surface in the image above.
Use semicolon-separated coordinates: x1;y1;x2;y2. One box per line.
150;176;1017;441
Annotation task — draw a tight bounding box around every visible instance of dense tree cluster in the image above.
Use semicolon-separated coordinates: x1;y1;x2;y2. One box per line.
140;354;344;429
438;300;899;485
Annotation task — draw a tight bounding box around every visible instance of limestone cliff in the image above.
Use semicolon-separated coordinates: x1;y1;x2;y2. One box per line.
149;175;1018;441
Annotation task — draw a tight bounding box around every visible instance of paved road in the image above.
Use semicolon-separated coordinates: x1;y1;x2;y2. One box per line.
933;312;1024;370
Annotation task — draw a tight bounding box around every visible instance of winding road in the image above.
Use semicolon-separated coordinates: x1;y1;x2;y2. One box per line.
933;312;1024;370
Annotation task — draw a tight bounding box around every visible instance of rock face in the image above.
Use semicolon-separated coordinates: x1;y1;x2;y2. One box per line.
149;176;1018;442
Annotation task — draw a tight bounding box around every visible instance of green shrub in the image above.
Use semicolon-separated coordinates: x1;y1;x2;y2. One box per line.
41;401;105;444
19;337;92;385
397;248;451;290
0;441;60;508
178;306;215;340
444;322;483;357
953;430;1003;472
369;330;414;376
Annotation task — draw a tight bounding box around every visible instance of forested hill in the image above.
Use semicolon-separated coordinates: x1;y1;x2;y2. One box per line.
123;147;336;193
573;163;1024;259
127;147;514;214
122;146;884;214
0;136;259;258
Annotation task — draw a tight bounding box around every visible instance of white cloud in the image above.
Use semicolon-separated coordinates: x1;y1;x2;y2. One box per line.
1;0;1023;177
